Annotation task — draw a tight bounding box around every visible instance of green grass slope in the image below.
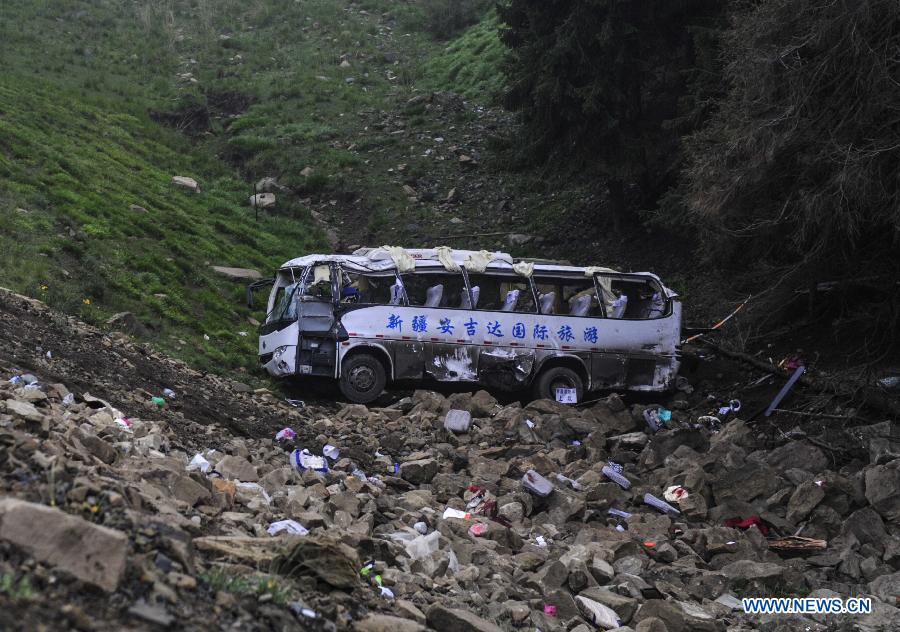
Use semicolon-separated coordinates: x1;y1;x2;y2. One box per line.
0;75;321;371
421;12;505;102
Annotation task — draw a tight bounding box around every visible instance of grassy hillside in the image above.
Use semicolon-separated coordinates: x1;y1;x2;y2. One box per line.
0;0;517;375
0;74;322;372
422;12;506;102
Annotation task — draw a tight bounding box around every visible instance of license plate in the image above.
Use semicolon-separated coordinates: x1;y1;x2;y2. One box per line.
298;364;312;375
555;388;577;404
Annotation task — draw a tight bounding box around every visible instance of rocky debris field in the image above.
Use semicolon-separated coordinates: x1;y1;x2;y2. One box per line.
1;287;899;631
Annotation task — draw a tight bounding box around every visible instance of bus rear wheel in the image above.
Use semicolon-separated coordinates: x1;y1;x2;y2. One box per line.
533;366;584;403
339;352;387;404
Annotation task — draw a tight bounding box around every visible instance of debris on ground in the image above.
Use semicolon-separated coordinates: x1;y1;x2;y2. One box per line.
0;287;898;630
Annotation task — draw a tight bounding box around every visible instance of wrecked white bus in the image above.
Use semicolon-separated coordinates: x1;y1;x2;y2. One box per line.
250;247;682;404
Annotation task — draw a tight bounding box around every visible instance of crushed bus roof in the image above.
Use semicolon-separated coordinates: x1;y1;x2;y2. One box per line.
278;247;670;289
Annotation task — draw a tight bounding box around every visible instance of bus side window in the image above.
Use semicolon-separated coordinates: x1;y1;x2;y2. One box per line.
607;279;668;319
341;271;397;305
400;272;466;308
465;274;537;312
533;277;602;317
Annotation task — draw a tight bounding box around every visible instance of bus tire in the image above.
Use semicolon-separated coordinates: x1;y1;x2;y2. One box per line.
339;352;387;404
533;366;584;403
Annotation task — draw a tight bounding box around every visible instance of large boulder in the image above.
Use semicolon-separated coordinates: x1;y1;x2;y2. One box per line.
865;459;900;521
425;604;503;632
215;455;258;482
0;498;128;591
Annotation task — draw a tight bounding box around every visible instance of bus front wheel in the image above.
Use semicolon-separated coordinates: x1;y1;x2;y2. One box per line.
339;352;387;404
533;366;584;403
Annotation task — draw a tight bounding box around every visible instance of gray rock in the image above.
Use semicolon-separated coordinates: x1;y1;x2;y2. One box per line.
865;459;900;521
215;455;258;481
129;600;174;627
0;498;127;591
764;441;828;474
786;480;825;524
354;614;425;632
425;604;503;632
721;560;785;584
400;458;439;485
4;399;42;422
210;266;262;281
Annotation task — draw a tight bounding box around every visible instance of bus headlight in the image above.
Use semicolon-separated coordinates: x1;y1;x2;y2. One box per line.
273;345;288;359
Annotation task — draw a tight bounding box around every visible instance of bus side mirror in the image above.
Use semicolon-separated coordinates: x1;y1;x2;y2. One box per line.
246;278;275;309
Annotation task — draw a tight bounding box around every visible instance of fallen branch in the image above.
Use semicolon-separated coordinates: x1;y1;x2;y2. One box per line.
771;408;873;422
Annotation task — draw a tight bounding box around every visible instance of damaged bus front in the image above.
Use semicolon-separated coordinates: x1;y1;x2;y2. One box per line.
254;248;682;404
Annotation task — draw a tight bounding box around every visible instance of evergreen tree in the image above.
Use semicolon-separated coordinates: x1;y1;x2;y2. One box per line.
498;0;722;225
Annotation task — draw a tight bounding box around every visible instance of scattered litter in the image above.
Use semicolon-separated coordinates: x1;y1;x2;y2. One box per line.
413;521;428;534
522;470;554;497
525;419;535;429
187;453;211;473
151;396;166;407
571;440;581;446
162;388;176;398
238;331;248;337
543;604;557;616
405;530;441;560
468;523;488;537
664;485;689;503
697;415;722;431
615;524;626;532
322;444;340;460
444;409;472;433
46;351;52;360
724;515;770;536
289;602;317;619
115;417;133;430
442;507;471;521
643;540;656;548
267;519;309;536
717;399;741;416
379;586;394;599
767;535;827;553
284;398;305;408
534;535;548;547
555;473;583;491
62;393;75;406
576;595;621;629
601;463;631;490
275;427;296;442
290;449;328;473
351;468;368;482
643;407;672;431
779;354;805;370
764;365;806;417
607;508;631;519
643;493;681;516
9;374;38;386
878;376;900;392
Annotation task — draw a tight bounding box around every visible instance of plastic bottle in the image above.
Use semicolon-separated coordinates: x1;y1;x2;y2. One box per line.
643;493;681;516
601;465;631;490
